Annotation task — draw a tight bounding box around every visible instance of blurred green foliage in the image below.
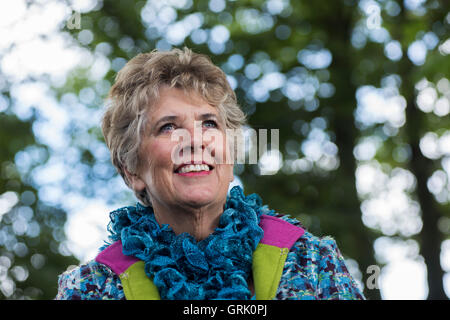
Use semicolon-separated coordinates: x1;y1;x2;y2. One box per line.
0;113;78;299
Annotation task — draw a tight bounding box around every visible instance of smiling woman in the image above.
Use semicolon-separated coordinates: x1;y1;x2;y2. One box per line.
101;48;244;208
55;47;364;300
125;87;234;240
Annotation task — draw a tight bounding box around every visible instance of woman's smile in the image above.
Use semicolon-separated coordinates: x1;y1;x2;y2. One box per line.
175;163;213;176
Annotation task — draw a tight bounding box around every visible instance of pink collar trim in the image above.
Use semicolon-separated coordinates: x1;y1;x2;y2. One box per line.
259;214;305;248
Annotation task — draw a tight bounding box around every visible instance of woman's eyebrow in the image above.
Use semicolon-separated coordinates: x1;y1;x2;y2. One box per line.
154;115;178;127
153;113;219;127
198;113;219;121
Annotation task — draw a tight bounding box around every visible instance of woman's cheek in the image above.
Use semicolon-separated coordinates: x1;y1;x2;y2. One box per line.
209;130;232;165
139;140;171;187
148;139;173;165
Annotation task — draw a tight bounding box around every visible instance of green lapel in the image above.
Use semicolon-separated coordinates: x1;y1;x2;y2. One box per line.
252;243;290;300
119;261;160;300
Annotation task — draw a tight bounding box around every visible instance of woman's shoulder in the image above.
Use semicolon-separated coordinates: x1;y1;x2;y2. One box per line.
261;206;342;252
55;259;125;300
262;208;365;299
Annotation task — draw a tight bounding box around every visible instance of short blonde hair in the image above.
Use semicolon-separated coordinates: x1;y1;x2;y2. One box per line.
102;47;246;206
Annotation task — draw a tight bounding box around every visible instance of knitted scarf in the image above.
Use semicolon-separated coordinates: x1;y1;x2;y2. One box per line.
104;186;264;300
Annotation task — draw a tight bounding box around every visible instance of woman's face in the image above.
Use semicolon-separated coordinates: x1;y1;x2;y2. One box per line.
128;87;234;210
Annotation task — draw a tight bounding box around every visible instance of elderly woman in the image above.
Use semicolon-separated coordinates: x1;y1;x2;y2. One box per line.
56;48;364;300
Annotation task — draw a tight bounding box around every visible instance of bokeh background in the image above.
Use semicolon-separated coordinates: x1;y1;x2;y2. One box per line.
0;0;449;300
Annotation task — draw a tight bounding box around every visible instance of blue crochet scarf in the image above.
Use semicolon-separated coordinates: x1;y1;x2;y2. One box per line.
104;186;264;300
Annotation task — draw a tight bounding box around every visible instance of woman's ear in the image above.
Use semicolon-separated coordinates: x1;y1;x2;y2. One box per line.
123;167;146;192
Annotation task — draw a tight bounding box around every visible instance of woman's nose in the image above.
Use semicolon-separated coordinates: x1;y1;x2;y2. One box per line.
172;121;206;164
190;121;205;154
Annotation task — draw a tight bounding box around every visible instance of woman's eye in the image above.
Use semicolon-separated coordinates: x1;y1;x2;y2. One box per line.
203;120;218;128
159;123;176;133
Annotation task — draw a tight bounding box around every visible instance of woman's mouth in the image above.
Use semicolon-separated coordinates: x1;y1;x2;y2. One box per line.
175;164;213;176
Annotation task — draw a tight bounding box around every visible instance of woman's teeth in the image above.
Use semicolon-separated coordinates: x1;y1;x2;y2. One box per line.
178;164;210;173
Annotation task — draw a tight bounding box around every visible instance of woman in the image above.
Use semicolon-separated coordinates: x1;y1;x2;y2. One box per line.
56;48;364;300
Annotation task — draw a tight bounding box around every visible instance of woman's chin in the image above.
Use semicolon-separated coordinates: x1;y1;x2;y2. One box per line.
175;190;218;208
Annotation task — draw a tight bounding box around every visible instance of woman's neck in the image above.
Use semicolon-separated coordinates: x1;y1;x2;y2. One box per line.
151;201;224;241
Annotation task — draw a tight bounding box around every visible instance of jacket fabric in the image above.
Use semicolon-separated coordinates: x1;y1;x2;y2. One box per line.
56;208;364;300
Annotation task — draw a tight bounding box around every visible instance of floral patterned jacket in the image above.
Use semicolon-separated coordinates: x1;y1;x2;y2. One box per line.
56;209;365;300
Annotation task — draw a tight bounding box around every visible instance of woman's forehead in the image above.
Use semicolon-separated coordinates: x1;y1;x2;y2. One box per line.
147;87;220;121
